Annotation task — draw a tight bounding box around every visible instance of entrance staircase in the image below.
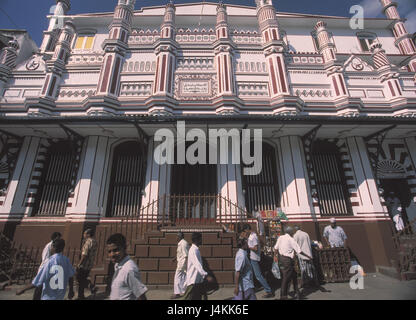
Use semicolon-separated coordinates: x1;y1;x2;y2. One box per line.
89;195;253;288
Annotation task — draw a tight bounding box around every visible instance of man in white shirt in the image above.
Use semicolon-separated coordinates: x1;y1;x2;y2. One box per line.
323;218;348;248
242;224;274;298
107;233;148;300
252;207;265;236
33;231;62;300
274;226;312;300
171;232;189;299
293;226;318;288
182;232;214;300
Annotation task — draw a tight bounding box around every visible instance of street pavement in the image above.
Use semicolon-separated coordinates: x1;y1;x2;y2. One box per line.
1;273;415;300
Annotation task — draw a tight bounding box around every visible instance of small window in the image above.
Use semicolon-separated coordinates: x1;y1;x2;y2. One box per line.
74;35;95;50
357;34;376;52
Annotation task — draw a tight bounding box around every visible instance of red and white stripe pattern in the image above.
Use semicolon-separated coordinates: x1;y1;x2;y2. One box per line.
314;21;336;64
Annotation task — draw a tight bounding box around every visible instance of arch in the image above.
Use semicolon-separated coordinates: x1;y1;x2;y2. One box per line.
377;159;406;179
106;140;147;217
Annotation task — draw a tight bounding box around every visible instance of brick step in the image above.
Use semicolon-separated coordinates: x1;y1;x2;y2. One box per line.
376;266;401;280
401;271;416;281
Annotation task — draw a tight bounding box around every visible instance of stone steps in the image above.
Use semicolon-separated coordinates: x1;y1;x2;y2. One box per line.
90;228;238;287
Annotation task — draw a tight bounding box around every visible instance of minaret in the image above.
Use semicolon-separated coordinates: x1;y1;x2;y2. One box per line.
370;40;403;99
314;21;348;99
256;0;290;98
40;0;71;53
40;21;76;99
153;1;177;96
96;0;135;97
214;2;235;96
0;39;19;96
380;0;416;72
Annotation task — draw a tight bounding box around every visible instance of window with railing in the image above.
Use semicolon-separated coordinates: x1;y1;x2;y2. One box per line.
106;141;146;217
32;141;75;216
242;142;280;214
311;140;352;216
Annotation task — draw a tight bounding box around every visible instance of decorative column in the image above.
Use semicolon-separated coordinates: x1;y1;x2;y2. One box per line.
275;136;314;217
370;40;404;99
0;39;19;96
314;21;348;99
40;21;76;100
153;2;177;97
256;0;290;98
214;2;235;96
40;0;71;52
380;0;416;72
96;0;135;97
346;137;384;215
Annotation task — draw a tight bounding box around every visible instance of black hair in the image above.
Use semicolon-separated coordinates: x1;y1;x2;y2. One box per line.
51;232;62;241
84;228;94;237
106;233;127;249
237;238;247;249
52;238;65;253
242;224;251;231
191;232;202;244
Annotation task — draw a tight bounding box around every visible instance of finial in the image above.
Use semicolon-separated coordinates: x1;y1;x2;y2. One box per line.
8;39;19;51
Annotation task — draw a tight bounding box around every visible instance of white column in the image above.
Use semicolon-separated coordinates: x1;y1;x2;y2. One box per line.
346;137;384;215
275;136;314;217
141;139;160;220
0;137;41;217
69;136;110;220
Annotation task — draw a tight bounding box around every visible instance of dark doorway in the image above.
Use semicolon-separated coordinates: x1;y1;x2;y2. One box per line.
380;178;411;226
169;143;217;222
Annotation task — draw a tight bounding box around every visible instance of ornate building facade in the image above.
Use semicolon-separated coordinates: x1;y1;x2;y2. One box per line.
0;0;416;285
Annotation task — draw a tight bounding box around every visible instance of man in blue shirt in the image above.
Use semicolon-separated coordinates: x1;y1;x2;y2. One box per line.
16;238;75;300
233;238;256;300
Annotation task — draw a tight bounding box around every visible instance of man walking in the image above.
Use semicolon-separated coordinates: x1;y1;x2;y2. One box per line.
323;218;348;248
172;232;189;299
32;232;62;300
274;226;312;300
182;232;213;300
107;233;148;300
293;226;318;288
76;228;98;299
242;224;274;298
16;238;75;300
233;238;256;300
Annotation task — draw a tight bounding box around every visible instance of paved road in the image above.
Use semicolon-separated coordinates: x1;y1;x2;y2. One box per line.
1;273;415;300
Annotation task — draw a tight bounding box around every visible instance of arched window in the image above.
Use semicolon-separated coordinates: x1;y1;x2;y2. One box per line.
106;141;146;217
33;141;76;216
242;142;280;213
311;140;352;216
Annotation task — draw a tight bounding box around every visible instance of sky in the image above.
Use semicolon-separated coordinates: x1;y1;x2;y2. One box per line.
0;0;415;46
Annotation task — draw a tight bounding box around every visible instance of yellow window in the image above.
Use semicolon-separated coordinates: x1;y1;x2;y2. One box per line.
75;36;85;49
85;36;94;49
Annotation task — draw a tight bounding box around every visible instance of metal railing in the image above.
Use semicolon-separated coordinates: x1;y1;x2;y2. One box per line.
391;217;416;275
0;233;80;285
